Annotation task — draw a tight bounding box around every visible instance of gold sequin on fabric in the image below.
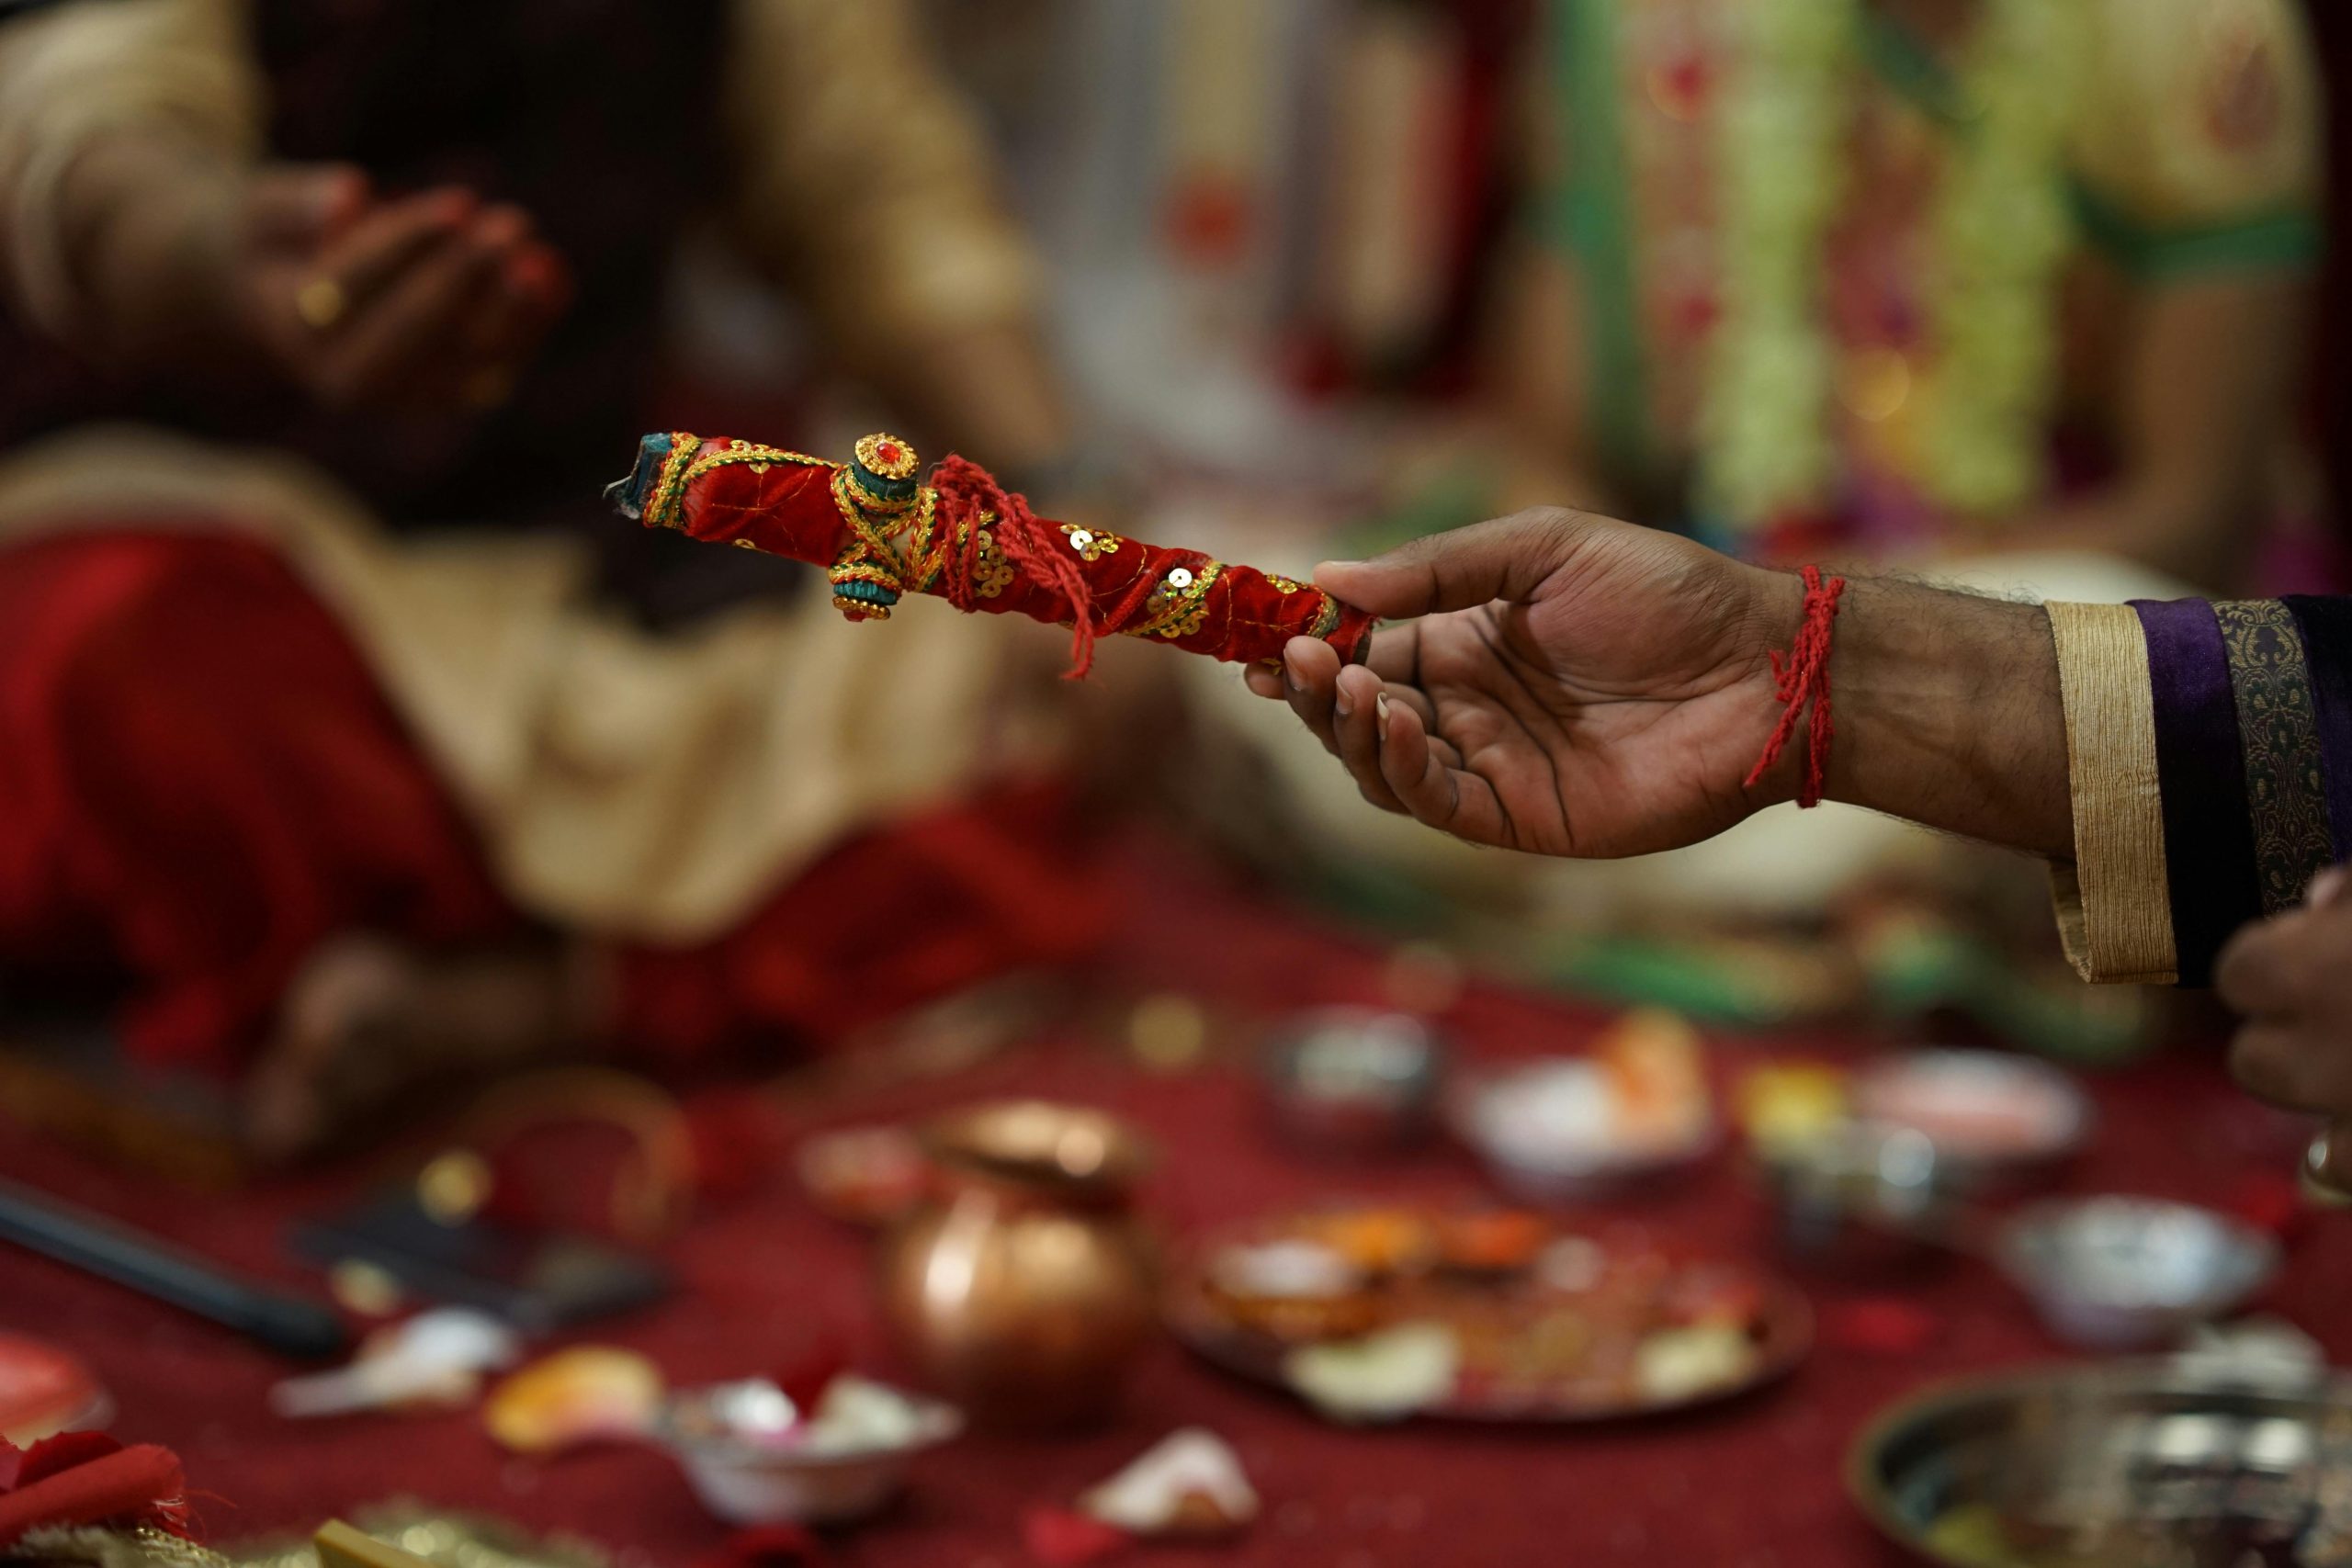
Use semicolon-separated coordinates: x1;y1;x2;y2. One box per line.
1129;561;1224;640
1264;573;1305;594
964;516;1015;598
2215;597;2335;913
1060;523;1124;562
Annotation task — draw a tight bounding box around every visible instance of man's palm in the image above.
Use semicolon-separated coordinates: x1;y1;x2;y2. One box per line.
1261;512;1795;858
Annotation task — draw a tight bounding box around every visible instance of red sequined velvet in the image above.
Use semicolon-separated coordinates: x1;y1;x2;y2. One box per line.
623;433;1376;674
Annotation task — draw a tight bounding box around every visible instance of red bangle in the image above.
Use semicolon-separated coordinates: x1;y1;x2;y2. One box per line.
1743;565;1847;809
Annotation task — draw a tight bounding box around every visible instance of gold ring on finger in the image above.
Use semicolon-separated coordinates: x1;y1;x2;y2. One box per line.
2301;1128;2352;1206
296;276;348;331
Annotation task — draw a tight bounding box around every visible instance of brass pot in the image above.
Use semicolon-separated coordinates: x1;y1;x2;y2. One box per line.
877;1100;1156;1429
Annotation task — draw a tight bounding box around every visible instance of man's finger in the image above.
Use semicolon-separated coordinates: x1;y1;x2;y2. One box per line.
1311;508;1593;620
1243;663;1284;700
2228;1021;2352;1114
315;230;504;406
1281;637;1345;754
1378;698;1509;846
1376;697;1453;827
2215;916;2315;1020
311;188;478;321
1332;667;1405;813
459;221;560;364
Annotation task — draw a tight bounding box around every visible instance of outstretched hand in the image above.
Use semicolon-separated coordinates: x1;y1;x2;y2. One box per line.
223;164;572;412
1244;509;1803;858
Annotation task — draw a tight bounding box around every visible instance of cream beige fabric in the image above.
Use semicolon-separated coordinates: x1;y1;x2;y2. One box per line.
0;0;258;336
2044;601;2177;984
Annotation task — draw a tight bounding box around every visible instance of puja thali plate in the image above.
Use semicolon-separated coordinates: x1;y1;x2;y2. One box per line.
1849;1359;2352;1567
1165;1207;1811;1424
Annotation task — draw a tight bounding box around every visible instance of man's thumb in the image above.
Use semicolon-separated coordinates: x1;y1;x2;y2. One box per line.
1313;508;1592;619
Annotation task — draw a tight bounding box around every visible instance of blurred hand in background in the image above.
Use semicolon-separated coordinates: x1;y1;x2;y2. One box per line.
225;164;571;413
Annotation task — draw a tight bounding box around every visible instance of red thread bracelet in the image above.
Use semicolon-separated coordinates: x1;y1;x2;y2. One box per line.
1743;565;1847;808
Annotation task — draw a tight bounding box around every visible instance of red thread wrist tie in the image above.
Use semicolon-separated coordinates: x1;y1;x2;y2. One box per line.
1743;565;1847;809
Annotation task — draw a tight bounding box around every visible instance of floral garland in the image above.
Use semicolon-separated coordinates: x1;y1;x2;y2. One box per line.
1697;0;2086;532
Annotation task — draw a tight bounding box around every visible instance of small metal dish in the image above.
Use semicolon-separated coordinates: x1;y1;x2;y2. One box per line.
1758;1121;1960;1275
1261;1010;1447;1154
1997;1196;2279;1350
1850;1049;2091;1189
658;1377;962;1525
1850;1359;2352;1566
1445;1059;1713;1203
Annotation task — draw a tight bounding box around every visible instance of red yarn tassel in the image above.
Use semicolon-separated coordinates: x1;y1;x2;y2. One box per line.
932;455;1099;678
1742;565;1846;808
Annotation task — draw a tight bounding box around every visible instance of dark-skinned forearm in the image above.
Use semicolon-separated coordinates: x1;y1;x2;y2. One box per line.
1752;573;2075;860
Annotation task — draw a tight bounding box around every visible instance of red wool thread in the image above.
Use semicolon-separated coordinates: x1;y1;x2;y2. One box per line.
933;455;1100;678
1742;565;1846;808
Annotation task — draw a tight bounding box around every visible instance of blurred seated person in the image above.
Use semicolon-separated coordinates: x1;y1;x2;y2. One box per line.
0;0;1113;1158
1485;0;2323;592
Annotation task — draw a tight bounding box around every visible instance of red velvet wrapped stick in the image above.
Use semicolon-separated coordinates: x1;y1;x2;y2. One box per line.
610;432;1375;675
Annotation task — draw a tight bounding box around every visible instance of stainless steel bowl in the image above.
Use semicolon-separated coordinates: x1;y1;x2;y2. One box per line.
1758;1121;1960;1275
657;1378;962;1525
1445;1058;1713;1203
1998;1196;2279;1351
1850;1049;2092;1190
1260;1010;1447;1154
1850;1359;2352;1567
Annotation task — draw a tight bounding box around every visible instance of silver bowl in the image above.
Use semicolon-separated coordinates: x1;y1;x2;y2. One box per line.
1260;1009;1447;1154
1758;1121;1961;1275
1850;1359;2352;1566
657;1378;962;1525
1998;1196;2279;1351
1850;1049;2092;1189
1444;1059;1713;1203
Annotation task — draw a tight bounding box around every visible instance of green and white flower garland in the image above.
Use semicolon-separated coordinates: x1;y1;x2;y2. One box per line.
1697;0;2086;532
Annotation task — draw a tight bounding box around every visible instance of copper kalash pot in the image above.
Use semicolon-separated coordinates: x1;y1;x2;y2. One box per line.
877;1100;1157;1428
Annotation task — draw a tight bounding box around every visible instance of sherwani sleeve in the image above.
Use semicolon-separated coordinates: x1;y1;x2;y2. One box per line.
2047;595;2352;986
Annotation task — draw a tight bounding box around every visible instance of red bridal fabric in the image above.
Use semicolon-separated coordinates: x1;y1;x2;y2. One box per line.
0;529;1104;1076
0;1432;189;1547
637;435;1377;671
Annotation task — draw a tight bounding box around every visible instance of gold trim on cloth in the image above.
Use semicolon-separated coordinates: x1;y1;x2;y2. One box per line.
2214;598;2335;915
2046;602;2177;984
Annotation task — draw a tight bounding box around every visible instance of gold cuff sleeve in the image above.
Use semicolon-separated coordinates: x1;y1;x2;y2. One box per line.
2046;601;2177;984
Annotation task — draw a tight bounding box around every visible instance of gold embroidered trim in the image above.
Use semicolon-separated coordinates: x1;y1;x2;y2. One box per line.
2216;597;2335;915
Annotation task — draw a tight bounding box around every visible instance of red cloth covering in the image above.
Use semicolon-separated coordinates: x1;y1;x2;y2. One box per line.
3;908;2346;1568
628;433;1376;673
0;529;1104;1075
0;1432;189;1548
